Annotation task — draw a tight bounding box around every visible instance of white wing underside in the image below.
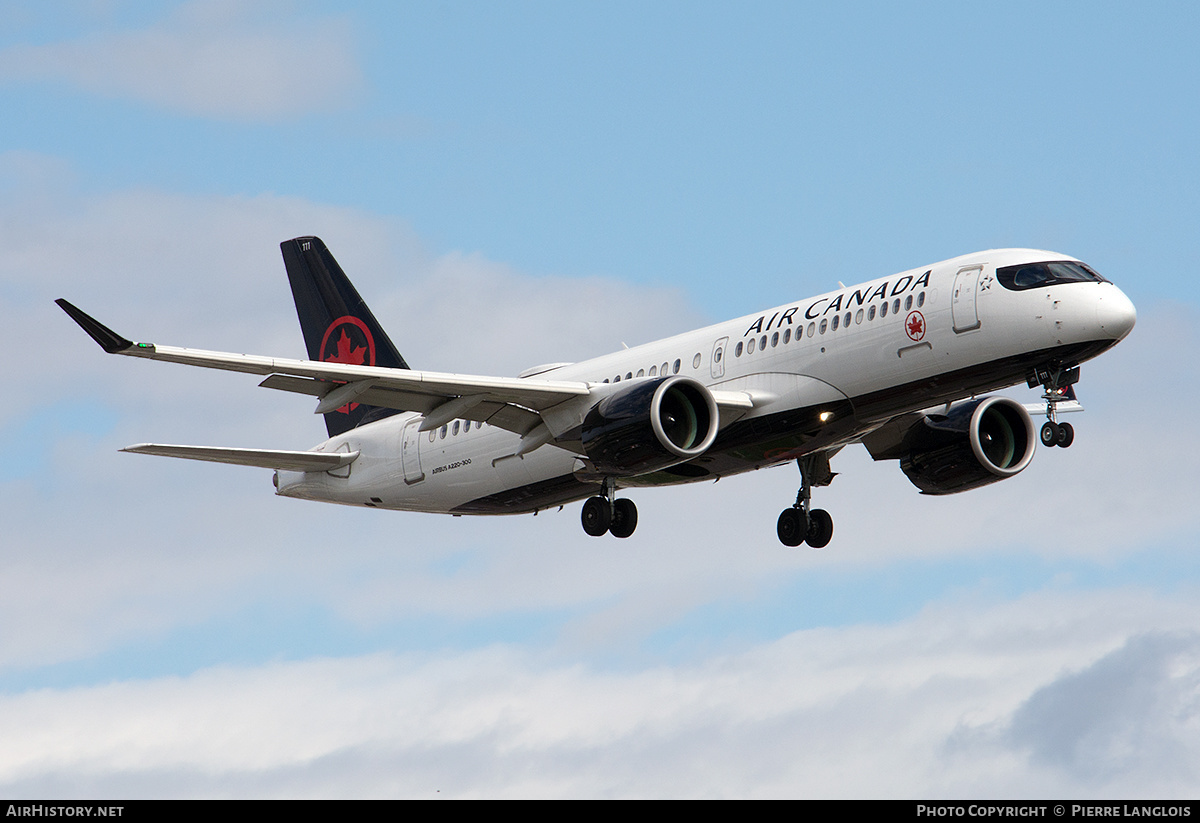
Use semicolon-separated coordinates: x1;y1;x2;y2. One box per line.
122;342;589;434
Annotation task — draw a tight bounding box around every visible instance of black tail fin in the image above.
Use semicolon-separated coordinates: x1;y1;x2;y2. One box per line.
281;236;409;437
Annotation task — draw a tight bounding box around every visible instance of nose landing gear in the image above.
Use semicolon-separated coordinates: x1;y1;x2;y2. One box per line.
1040;419;1074;449
581;477;639;538
1029;363;1080;449
777;453;836;549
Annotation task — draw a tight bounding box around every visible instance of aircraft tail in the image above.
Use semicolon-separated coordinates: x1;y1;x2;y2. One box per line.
280;236;409;437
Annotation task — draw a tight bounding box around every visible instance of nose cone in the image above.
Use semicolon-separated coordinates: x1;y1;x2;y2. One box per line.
1096;286;1136;340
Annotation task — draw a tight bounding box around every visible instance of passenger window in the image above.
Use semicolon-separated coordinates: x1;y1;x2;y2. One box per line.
917;291;925;307
783;328;791;344
429;431;435;443
692;353;701;369
747;337;755;354
439;425;447;440
673;359;681;374
844;312;851;328
881;301;888;317
868;305;876;321
661;362;669;375
649;365;658;375
614;375;621;382
452;420;460;436
832;314;840;331
819;319;828;334
734;342;743;357
807;322;816;337
892;298;900;314
855;309;863;325
905;295;913;311
771;332;779;347
637;369;645;377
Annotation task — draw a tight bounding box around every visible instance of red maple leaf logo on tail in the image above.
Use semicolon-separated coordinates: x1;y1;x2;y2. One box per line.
318;317;376;414
325;329;367;366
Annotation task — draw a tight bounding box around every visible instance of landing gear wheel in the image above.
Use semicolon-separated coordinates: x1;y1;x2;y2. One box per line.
805;509;834;550
777;507;807;547
780;454;838;549
609;498;638;539
1041;421;1060;447
1056;421;1074;448
581;496;611;537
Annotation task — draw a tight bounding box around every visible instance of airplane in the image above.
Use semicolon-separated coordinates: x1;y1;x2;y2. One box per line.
57;237;1136;547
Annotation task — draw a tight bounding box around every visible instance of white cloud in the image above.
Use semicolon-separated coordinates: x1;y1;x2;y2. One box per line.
0;589;1196;798
1003;632;1200;786
0;1;362;120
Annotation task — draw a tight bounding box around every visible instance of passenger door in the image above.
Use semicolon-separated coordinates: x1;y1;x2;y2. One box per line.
952;266;982;333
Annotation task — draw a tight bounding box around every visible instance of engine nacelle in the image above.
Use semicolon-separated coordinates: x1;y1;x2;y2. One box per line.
580;376;719;476
899;397;1036;495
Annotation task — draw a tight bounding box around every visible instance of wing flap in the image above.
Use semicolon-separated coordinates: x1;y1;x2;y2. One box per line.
121;444;358;472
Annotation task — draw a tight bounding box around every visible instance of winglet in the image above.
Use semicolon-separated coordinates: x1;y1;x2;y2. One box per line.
55;299;138;353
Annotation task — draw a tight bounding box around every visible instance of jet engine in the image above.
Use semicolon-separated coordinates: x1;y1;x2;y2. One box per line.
897;397;1036;494
580;376;719;476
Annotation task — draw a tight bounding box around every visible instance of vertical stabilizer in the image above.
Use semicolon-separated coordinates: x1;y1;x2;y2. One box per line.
281;236;409;437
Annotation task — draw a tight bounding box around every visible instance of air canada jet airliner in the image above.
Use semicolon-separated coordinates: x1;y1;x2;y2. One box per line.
58;237;1135;547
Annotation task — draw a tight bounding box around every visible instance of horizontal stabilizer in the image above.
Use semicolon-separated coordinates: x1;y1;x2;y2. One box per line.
121;444;358;472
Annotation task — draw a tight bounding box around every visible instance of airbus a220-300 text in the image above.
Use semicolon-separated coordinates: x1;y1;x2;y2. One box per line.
58;237;1135;547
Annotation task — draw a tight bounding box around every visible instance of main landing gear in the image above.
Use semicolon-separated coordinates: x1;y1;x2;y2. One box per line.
777;453;835;549
581;478;638;538
1030;363;1080;449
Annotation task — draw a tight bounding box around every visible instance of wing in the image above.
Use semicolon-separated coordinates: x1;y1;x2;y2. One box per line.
57;300;758;448
57;298;589;435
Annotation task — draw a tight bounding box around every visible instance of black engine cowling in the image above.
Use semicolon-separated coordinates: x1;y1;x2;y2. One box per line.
899;397;1036;494
580;376;719;476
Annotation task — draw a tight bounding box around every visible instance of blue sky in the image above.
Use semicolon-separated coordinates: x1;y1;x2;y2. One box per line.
2;0;1199;798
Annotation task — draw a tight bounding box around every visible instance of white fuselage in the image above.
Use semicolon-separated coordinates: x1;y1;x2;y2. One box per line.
274;249;1135;514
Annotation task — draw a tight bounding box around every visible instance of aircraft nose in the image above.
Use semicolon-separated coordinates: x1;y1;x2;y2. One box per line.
1095;286;1136;340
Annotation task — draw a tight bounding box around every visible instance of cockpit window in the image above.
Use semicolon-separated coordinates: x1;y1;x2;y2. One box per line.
996;261;1109;291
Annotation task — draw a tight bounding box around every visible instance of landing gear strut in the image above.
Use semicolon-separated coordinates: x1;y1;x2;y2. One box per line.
777;453;835;549
581;478;638;538
1029;363;1079;449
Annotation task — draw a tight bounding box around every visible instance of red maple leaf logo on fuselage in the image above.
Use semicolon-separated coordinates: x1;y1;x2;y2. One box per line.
905;311;925;341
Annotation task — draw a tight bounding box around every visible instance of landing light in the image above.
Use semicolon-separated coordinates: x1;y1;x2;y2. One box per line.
819;411;834;423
